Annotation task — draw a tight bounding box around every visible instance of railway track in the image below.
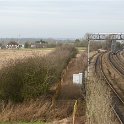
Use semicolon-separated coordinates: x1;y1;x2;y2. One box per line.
95;53;124;124
120;51;124;59
116;52;124;65
108;52;124;77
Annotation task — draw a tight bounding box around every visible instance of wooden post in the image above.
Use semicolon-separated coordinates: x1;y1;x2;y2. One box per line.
73;100;78;124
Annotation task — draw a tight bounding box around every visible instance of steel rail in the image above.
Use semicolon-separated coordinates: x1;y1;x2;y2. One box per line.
116;52;124;65
95;53;124;124
108;52;124;78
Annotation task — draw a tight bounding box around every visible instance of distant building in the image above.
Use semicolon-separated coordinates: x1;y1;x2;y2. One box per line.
6;41;24;49
19;44;24;49
31;44;36;48
31;40;48;48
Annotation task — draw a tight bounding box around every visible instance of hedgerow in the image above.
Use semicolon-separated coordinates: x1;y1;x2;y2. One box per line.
0;45;77;102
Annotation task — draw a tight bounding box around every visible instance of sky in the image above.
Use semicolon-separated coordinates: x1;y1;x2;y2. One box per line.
0;0;124;38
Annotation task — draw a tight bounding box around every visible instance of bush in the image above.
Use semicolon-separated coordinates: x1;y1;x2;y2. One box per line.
0;45;77;103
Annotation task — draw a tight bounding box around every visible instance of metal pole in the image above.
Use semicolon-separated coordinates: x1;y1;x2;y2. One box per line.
87;35;90;80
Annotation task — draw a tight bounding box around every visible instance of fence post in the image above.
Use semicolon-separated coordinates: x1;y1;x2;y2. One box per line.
73;100;78;124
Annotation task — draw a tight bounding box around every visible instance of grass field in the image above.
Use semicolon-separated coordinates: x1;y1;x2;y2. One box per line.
76;47;86;52
0;48;54;69
0;47;86;69
19;48;55;51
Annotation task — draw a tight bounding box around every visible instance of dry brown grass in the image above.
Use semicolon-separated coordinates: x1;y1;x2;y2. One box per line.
0;49;52;69
86;53;120;124
0;50;87;123
0;98;51;122
0;46;77;102
86;76;120;124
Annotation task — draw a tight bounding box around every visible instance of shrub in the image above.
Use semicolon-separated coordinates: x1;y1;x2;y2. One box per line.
0;45;77;102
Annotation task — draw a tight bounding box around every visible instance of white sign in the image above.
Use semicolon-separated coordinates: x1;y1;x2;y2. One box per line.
73;73;82;84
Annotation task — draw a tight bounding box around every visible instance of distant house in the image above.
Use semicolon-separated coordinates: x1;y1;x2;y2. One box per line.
6;41;19;49
6;41;24;49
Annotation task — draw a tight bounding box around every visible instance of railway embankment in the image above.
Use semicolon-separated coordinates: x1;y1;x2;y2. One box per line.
86;53;120;124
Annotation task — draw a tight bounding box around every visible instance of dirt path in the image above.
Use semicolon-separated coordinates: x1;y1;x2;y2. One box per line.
59;54;84;100
50;53;87;124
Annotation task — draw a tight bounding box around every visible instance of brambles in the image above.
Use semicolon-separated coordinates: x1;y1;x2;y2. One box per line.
0;45;77;103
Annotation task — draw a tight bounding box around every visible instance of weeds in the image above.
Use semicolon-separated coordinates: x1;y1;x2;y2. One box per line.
86;77;119;124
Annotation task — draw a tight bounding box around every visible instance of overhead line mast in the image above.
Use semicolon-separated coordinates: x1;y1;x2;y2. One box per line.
86;33;124;80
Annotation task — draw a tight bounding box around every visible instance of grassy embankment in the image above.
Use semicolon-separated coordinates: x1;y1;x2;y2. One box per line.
86;54;119;124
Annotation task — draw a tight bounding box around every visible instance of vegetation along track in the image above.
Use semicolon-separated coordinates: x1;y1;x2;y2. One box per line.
95;53;124;124
108;52;124;77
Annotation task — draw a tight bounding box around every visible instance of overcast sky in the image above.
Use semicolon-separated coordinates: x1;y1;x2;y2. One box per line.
0;0;124;38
